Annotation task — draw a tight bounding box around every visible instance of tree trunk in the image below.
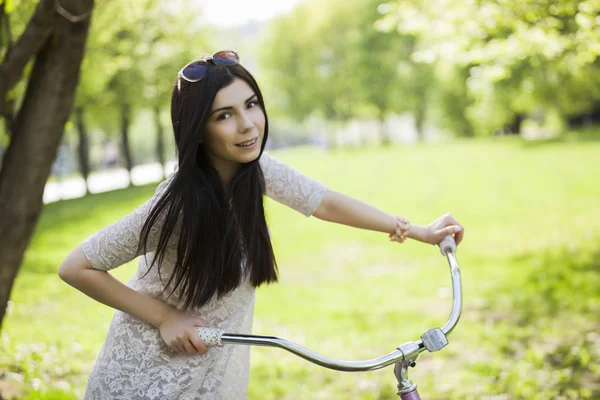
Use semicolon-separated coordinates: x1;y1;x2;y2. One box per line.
1;96;15;137
154;105;165;180
508;113;525;135
414;105;426;141
74;106;90;194
379;111;390;147
0;0;56;122
120;103;133;185
0;0;94;330
324;104;339;149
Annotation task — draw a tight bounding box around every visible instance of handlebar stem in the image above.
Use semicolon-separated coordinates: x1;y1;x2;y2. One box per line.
395;343;421;396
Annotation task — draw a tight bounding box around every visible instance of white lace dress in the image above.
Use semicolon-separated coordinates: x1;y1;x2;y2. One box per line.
81;152;328;400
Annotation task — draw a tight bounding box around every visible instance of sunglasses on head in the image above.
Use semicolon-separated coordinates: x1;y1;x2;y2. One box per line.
177;50;240;92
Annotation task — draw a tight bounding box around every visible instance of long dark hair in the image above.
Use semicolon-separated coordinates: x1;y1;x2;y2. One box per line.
136;62;278;310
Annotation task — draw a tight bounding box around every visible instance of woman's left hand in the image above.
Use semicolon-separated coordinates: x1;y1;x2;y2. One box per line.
409;213;464;246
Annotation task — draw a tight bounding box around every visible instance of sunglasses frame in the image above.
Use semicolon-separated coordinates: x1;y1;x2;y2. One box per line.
177;50;240;91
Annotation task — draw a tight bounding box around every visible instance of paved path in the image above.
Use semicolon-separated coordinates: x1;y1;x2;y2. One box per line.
43;161;177;204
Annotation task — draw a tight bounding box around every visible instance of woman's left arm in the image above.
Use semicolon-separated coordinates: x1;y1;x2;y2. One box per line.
313;189;464;246
258;152;464;246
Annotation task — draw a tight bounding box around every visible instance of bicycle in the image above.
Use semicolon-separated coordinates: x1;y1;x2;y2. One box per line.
196;235;462;399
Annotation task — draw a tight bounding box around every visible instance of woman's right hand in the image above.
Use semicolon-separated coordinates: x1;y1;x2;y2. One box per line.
159;308;208;355
407;213;464;246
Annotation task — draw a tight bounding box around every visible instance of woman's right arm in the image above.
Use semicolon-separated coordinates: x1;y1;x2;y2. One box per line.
58;246;207;355
58;246;172;328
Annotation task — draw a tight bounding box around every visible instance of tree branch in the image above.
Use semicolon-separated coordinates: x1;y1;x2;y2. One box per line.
1;4;13;48
0;0;57;112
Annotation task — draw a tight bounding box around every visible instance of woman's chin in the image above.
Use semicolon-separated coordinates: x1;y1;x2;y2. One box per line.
234;147;261;163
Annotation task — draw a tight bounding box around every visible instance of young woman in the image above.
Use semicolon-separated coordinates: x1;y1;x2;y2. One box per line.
59;51;464;400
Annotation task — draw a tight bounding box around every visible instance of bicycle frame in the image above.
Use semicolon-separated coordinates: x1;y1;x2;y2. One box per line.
197;235;462;399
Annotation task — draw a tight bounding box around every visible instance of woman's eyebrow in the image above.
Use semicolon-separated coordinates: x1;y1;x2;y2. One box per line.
210;94;258;116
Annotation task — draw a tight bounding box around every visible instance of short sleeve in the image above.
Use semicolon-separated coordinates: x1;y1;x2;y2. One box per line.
81;178;171;271
259;151;328;217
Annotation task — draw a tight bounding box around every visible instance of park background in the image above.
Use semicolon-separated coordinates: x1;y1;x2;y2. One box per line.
0;0;599;399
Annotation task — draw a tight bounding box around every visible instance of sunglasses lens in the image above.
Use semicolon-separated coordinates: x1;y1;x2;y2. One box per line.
182;62;208;80
213;51;239;65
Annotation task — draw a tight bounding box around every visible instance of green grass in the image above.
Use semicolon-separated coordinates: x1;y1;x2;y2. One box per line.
1;137;599;399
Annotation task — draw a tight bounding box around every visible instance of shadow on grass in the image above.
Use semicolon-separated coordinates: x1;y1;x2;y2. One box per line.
471;241;600;398
510;243;600;322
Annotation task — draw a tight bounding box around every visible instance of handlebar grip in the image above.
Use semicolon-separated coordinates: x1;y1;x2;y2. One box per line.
438;235;456;255
195;327;225;347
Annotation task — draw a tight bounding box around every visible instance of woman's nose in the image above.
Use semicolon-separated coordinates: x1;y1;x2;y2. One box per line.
238;112;254;133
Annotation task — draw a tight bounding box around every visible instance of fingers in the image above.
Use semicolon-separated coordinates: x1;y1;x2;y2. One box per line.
433;225;464;246
168;340;204;355
181;338;198;354
161;314;209;356
442;214;464;245
436;225;461;238
454;226;464;245
192;319;208;354
170;331;208;356
190;332;209;354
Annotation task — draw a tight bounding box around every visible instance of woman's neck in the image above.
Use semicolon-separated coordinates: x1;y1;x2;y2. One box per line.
211;159;240;187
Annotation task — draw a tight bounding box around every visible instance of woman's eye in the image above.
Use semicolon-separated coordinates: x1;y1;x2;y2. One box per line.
217;113;231;121
247;101;258;109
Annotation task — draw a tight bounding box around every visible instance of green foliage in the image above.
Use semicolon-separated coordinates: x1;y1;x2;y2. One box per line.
76;0;211;133
0;0;36;111
464;241;600;399
0;0;34;31
259;0;600;137
511;246;600;321
1;0;213;169
0;0;16;13
259;0;422;128
380;0;600;135
0;333;83;399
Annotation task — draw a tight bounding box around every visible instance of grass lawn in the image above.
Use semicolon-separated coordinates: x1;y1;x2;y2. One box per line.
1;137;599;399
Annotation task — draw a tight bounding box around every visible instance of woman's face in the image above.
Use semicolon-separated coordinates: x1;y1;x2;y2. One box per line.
203;77;265;178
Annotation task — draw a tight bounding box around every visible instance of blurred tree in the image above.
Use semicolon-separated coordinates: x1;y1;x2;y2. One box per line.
259;4;325;121
0;0;37;137
259;0;382;144
0;0;94;329
354;0;419;144
74;106;91;192
380;0;600;135
73;0;208;185
261;0;447;144
138;0;210;179
71;0;125;193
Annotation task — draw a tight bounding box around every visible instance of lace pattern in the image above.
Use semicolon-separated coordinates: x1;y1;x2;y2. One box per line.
80;152;327;399
261;151;328;217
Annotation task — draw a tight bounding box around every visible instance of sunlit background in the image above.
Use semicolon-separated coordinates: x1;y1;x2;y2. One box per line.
0;0;599;399
200;0;302;27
